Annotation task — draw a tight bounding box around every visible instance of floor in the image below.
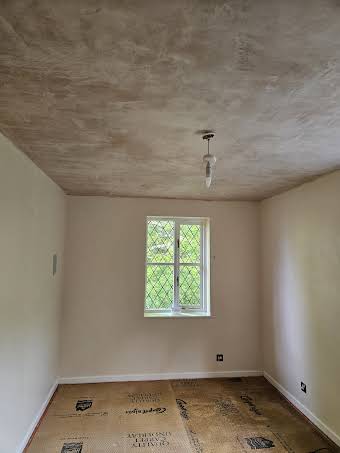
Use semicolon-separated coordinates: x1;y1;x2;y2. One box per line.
26;377;338;452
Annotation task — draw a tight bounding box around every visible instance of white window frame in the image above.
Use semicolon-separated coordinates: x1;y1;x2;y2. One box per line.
144;216;210;318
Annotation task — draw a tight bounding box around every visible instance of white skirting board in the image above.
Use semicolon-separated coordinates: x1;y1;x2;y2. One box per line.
18;380;58;453
264;372;340;447
58;369;263;384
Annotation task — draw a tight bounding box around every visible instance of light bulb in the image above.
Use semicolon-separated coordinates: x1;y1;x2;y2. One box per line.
202;133;216;189
205;162;212;188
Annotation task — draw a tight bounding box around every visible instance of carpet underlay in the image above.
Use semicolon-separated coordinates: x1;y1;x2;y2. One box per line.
26;377;338;453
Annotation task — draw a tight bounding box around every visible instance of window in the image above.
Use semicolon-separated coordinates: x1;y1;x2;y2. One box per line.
145;217;210;317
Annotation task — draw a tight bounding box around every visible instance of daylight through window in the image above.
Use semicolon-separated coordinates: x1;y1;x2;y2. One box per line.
145;217;210;316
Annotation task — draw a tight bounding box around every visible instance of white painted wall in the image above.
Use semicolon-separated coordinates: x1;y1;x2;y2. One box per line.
0;134;65;453
261;171;340;443
60;197;261;379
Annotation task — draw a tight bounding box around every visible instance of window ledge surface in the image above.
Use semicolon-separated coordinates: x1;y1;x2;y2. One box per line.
144;311;212;318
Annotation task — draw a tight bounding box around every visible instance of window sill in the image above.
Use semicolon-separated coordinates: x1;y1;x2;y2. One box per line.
144;311;212;318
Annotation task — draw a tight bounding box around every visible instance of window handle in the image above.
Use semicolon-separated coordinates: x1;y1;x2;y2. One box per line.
176;275;179;286
177;239;180;248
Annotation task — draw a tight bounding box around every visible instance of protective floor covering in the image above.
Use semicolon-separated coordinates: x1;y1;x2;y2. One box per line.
26;377;338;453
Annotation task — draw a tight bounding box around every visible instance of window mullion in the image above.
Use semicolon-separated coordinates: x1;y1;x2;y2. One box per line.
173;220;180;312
200;220;204;312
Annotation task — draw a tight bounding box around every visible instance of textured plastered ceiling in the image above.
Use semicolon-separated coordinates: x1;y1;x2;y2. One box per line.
1;0;340;200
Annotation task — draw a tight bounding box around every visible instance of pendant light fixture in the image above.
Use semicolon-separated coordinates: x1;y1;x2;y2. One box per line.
202;133;216;188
